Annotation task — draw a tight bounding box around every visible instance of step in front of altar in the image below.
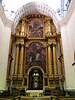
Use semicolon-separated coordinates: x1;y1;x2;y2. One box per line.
21;96;50;100
26;90;43;97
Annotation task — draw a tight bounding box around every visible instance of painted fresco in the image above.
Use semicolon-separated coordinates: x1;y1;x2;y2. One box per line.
28;18;43;38
26;42;46;72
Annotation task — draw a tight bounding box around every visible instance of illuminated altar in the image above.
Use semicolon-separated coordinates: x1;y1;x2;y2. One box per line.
6;3;65;96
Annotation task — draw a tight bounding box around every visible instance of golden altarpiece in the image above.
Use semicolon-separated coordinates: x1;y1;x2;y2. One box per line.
7;13;65;96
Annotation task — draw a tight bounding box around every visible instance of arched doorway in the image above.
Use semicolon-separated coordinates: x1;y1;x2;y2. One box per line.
29;67;43;90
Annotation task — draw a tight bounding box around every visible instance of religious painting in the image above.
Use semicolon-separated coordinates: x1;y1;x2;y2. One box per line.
28;18;43;38
26;42;46;72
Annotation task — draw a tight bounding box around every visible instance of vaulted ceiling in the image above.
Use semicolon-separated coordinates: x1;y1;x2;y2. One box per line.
12;2;60;33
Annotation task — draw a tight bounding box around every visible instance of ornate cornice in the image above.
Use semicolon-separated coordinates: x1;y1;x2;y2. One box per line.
0;5;12;28
59;0;75;27
26;40;47;47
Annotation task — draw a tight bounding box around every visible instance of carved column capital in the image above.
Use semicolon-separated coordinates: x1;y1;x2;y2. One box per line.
52;43;56;46
16;38;25;45
16;42;19;46
47;43;52;47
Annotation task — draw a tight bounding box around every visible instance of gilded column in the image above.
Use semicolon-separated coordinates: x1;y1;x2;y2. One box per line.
53;43;58;75
24;43;26;73
19;44;24;75
19;19;25;76
48;40;52;76
14;44;19;75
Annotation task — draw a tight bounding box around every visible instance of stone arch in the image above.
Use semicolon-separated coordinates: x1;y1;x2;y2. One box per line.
28;66;44;90
12;1;60;33
27;66;44;76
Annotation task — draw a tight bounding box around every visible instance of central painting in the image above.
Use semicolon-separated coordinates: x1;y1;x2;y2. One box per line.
28;18;43;38
26;42;46;72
